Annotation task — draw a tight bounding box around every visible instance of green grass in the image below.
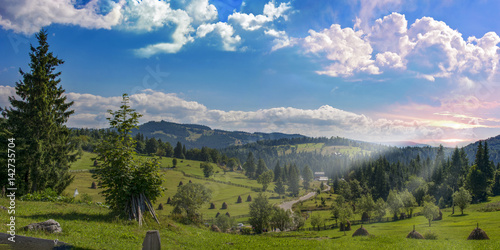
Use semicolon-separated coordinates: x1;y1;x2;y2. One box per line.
66;153;286;223
2;197;500;249
18;152;493;248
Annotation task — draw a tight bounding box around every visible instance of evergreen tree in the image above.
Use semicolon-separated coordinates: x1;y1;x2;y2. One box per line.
256;158;268;177
274;177;286;196
5;29;75;195
302;165;313;190
145;137;159;155
288;164;300;196
93;94;163;223
243;152;256;179
174;141;184;159
273;161;282;181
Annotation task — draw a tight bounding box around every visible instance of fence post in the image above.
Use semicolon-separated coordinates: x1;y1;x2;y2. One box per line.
142;230;161;250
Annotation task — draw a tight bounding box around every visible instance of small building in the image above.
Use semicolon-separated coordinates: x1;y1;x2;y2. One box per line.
314;172;326;181
318;176;329;182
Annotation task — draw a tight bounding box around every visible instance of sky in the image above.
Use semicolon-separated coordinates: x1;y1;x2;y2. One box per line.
1;0;500;146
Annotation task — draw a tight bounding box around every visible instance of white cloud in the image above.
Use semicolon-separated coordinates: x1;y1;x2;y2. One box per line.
0;85;456;142
303;24;379;77
228;1;291;31
0;0;123;34
264;29;294;51
185;0;218;23
196;22;241;51
302;12;500;81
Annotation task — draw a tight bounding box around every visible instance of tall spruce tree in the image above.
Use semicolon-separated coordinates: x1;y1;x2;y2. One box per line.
244;152;256;179
273;161;282;182
5;29;75;195
256;158;268;177
94;94;163;224
288;164;300;196
302;165;313;190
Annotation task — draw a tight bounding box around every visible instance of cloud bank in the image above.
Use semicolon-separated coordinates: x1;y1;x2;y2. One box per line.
3;85;495;144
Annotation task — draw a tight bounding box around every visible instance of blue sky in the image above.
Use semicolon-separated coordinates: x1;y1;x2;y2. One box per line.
1;0;500;146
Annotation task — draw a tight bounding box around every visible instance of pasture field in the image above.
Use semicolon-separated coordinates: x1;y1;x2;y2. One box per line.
1;197;500;249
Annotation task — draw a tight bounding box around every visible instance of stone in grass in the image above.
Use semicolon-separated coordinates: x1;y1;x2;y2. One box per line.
23;219;62;233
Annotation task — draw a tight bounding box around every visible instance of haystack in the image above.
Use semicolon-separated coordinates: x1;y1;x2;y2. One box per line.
467;224;490;240
406;226;424;239
157;203;164;210
352;225;370;237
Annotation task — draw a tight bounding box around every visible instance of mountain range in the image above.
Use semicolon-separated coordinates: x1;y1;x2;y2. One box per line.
132;120;305;149
134;120;500;165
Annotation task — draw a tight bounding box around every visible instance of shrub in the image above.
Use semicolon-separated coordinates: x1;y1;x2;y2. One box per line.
240;227;252;235
21;188;74;203
424;231;438;240
79;193;93;204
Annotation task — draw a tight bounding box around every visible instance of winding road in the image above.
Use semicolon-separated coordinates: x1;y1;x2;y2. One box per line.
278;184;331;212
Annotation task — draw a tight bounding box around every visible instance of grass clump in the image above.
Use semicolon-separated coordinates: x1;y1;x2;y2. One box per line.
424;230;438;240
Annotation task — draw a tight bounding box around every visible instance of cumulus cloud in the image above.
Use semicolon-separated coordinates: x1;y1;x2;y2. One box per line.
302;11;500;81
196;22;241;51
2;85;467;142
185;0;218;23
228;1;291;31
0;0;123;34
303;24;379;77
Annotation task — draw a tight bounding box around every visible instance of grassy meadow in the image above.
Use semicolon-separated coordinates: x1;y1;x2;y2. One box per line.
2;153;499;249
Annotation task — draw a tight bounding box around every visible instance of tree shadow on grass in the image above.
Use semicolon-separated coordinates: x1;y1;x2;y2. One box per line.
449;213;469;217
19;210;120;223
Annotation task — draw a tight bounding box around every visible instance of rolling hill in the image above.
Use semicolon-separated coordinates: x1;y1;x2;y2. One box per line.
132;120;305;149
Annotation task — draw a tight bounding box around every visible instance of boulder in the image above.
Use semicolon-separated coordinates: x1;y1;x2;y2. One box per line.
23;219;62;233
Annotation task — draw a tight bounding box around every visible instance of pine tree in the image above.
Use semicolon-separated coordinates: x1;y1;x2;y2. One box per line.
174;141;184;159
288;164;300;196
244;152;256;179
93;94;163;224
274;177;286;196
256;158;268;177
5;29;75;195
302;165;313;190
273;161;281;182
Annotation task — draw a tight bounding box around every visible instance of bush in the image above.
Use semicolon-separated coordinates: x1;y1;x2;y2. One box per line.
240;227;252;235
21;188;74;203
79;193;93;204
424;231;438;240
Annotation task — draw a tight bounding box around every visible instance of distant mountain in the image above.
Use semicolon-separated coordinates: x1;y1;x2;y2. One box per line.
132;120;306;149
463;134;500;165
378;141;430;147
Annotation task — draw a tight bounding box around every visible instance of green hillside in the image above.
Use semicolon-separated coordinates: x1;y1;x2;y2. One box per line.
66;152;302;221
132;120;305;149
